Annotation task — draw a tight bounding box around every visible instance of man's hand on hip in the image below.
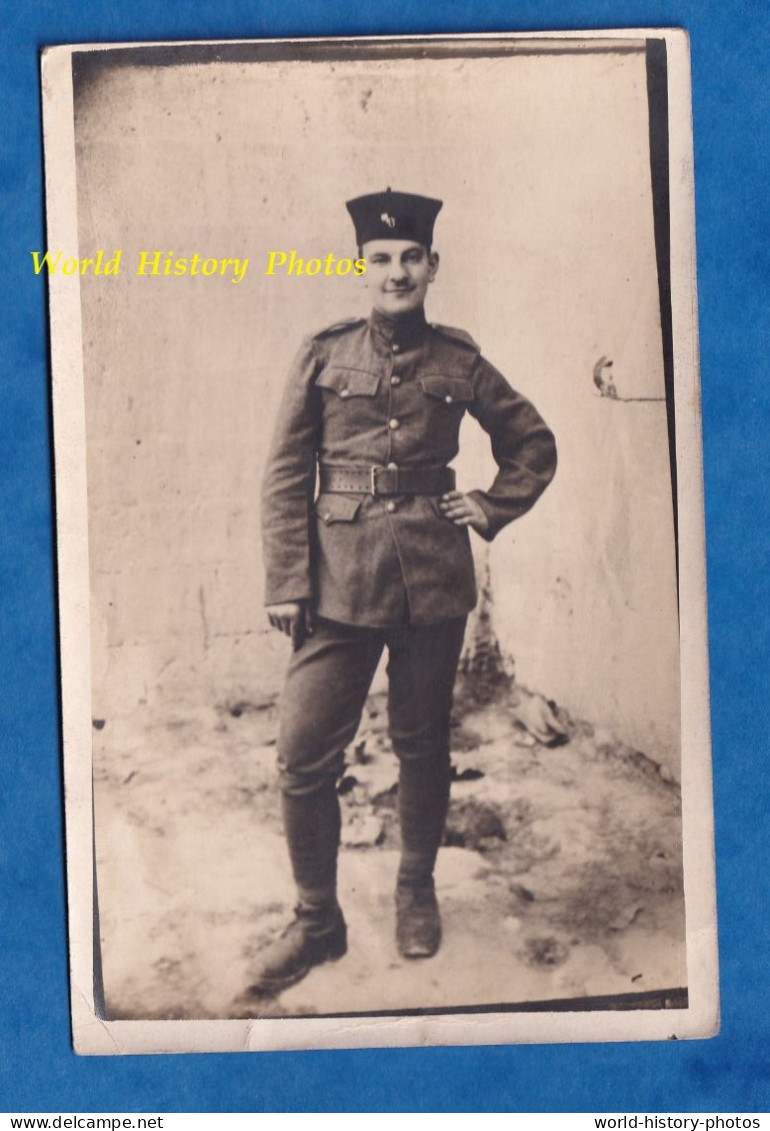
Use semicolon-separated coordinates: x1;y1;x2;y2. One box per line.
267;601;315;650
438;491;490;535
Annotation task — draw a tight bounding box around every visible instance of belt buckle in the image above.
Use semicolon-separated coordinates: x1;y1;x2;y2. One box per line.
370;465;397;496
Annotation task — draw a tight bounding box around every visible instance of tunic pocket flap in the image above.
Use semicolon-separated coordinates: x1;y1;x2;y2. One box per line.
315;494;363;524
316;367;380;398
420;375;475;403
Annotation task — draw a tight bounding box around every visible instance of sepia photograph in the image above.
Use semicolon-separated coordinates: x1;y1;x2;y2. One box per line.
42;29;716;1054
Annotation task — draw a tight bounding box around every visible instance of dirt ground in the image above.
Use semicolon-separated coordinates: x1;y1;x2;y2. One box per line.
93;674;686;1020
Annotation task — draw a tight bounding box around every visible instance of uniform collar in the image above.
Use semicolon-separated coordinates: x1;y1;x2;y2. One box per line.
369;305;428;351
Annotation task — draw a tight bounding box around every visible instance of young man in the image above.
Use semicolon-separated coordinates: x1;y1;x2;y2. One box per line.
254;189;557;994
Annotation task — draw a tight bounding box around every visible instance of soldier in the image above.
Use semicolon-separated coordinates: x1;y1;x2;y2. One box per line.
253;189;557;994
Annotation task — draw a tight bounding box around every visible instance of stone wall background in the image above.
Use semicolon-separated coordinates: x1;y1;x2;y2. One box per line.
75;45;681;775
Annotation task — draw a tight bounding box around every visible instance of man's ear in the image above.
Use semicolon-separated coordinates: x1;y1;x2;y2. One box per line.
428;250;440;282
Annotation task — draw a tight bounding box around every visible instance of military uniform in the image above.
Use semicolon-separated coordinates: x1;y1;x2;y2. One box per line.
254;190;557;988
262;306;557;625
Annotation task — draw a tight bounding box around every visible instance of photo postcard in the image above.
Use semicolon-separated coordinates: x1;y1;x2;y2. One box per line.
40;28;718;1055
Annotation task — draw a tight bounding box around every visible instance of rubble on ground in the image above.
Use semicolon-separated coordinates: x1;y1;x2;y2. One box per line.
93;666;686;1019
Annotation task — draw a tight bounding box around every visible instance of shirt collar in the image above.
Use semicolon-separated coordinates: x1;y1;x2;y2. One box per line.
368;305;428;351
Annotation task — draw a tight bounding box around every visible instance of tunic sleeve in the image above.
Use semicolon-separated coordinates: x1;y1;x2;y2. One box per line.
260;337;322;604
467;356;558;541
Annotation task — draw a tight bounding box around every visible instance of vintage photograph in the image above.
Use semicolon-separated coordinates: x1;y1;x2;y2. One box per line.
42;30;716;1053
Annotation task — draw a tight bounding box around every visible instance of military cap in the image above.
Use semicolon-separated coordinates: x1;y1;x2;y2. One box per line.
346;188;443;248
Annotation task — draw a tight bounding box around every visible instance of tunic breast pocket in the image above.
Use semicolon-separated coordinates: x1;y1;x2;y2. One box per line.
316;367;381;399
420;375;475;409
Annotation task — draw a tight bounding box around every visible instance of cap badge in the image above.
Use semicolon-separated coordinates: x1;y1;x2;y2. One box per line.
380;212;396;228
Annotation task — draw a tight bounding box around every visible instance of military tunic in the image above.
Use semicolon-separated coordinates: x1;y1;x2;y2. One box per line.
261;306;558;627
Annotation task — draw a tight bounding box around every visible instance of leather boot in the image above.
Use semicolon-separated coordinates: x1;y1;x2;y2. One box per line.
396;880;441;959
247;905;347;995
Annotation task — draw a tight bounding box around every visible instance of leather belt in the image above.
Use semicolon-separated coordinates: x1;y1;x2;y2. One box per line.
319;464;455;497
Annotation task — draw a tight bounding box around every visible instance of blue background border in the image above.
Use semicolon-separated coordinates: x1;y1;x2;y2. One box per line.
2;0;768;1113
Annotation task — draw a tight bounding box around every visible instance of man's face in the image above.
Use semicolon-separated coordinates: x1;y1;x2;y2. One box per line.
362;239;439;317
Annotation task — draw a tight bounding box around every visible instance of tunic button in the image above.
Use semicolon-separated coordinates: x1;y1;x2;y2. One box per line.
444;394;454;404
387;462;398;470
386;501;396;513
392;343;400;353
340;388;350;398
390;375;401;387
389;418;400;430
